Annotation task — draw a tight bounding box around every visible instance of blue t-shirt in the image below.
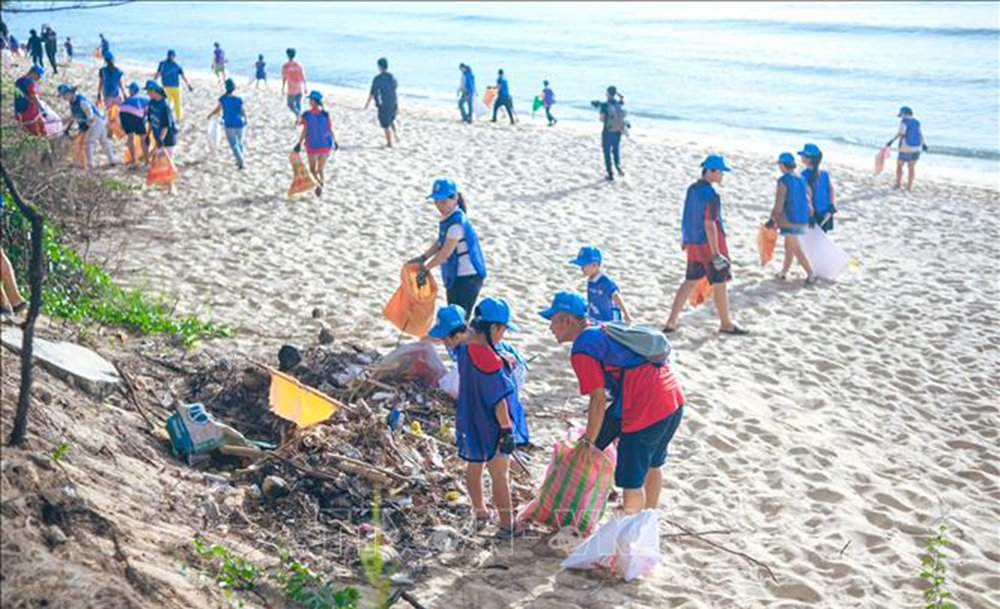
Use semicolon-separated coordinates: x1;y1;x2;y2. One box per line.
100;66;124;99
219;94;245;128
157;59;184;88
587;274;620;322
255;60;266;79
497;76;510;98
463;71;475;94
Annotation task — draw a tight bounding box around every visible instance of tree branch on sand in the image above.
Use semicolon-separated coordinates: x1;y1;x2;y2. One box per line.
663;517;778;583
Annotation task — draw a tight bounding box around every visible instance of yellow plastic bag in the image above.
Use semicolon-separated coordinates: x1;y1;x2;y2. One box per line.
268;369;338;427
758;223;778;266
288;151;318;199
384;264;438;337
106;103;126;140
146;149;177;186
687;277;713;308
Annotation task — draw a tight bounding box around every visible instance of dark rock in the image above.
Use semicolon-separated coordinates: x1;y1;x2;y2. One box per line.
318;325;335;345
262;475;290;500
311;307;325;319
277;345;302;372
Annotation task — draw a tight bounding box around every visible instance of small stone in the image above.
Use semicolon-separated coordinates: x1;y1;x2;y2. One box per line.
34;388;53;405
247;484;263;501
262;475;290;500
43;525;67;547
311;307;325;319
277;345;302;372
318;325;335;345
428;525;458;552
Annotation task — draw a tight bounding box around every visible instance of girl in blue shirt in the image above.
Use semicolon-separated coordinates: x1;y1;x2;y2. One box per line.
254;55;267;89
455;297;527;536
798;144;837;233
770;153;816;283
208;78;248;170
96;54;125;109
295;91;337;197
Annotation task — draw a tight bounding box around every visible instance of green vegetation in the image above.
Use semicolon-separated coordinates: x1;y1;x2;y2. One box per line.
360;489;393;608
276;550;361;609
49;440;69;465
2;193;229;346
192;535;261;592
920;522;957;609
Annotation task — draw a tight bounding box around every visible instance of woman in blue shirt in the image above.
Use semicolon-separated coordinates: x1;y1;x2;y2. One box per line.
410;178;488;318
770;152;816;283
96;53;125;109
208;78;248;170
798;143;837;233
145;80;178;194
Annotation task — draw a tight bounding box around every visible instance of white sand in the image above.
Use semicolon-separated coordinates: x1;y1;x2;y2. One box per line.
32;58;1000;608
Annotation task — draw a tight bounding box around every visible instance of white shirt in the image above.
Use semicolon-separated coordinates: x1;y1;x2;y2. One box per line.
444;213;476;276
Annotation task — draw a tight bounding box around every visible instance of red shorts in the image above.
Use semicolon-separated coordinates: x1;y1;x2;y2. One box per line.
685;240;731;285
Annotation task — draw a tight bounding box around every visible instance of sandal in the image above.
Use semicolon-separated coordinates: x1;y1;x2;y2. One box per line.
496;523;528;539
719;325;750;336
661;325;676;334
12;302;27;314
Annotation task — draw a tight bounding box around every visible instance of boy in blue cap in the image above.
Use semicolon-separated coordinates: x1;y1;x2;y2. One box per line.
542;292;684;515
663;154;748;335
455;297;528;536
771;152;816;283
885;106;928;192
428;304;468;361
570;246;632;323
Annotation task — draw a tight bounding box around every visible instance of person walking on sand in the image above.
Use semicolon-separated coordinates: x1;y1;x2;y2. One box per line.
98;33;109;59
208;78;248;170
455;297;528;537
145;80;178;194
457;63;475;123
598;86;627;181
542;80;556;126
27;29;43;69
541;291;685;515
569;246;632;323
64;37;73;63
771;153;817;283
119;82;150;168
212;42;228;84
885;106;928;192
254;54;267;89
58;83;117;169
96;52;126;109
663;155;749;335
295;90;337;197
410;178;489;316
799;143;837;233
155;50;194;123
364;57;399;147
42;25;58;74
492;69;516;125
282;48;308;121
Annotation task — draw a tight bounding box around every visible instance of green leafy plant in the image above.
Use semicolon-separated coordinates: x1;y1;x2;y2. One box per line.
920;522;957;609
49;440;68;464
192;535;260;592
360;489;393;608
2;195;229;346
274;550;360;609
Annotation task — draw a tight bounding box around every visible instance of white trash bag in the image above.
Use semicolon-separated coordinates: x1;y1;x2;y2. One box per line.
438;366;459;399
473;95;488;118
206;118;222;151
800;227;849;281
561;509;661;582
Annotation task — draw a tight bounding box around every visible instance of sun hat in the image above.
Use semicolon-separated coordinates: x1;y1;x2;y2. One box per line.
475;297;518;332
569;246;602;266
539;292;588;320
428;305;467;338
701;154;731;172
427;178;457;201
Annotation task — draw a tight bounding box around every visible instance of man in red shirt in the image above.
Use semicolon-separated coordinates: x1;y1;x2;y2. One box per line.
541;292;685;514
281;48;308;123
14;65;47;136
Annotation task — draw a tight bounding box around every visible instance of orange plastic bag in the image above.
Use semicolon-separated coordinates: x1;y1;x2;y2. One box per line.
92;47;102;59
146;149;177;186
288;151;318;199
383;264;438;337
106;104;126;140
687;277;713;308
123;134;146;164
757;223;778;266
483;86;497;108
71;132;87;168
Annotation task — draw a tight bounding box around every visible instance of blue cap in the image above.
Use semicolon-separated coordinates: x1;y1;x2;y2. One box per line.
103;51;114;62
898;106;912;117
569;246;602;266
427;178;458;201
428;305;467;338
778;152;796;166
701;154;731;172
308;90;323;102
128;81;140;95
167;49;176;57
474;297;519;332
539;291;587;320
57;83;74;96
797;143;821;158
30;65;45;77
144;79;163;92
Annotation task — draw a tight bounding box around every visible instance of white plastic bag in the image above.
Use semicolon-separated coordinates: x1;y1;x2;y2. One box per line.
206;118;222;151
800;227;849;281
438;366;459;399
473;95;488;117
561;509;661;582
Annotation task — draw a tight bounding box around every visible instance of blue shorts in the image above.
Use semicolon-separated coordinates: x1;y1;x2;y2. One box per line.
898;151;921;162
596;406;685;489
780;227;806;236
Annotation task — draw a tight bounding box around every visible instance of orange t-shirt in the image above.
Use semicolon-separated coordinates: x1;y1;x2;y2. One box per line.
282;61;305;95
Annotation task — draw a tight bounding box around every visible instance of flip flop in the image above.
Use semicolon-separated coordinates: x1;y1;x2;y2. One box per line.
719;325;750;336
496;523;528;539
661;325;676;334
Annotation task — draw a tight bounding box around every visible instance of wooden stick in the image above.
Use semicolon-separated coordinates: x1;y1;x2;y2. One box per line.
115;362;157;431
662;518;778;583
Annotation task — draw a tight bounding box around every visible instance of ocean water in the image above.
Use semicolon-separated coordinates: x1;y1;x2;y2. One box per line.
6;1;998;178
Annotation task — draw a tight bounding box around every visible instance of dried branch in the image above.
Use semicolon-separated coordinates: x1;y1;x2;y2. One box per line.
663;517;778;583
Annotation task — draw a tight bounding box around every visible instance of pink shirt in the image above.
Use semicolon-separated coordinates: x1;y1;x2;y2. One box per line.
282;61;305;96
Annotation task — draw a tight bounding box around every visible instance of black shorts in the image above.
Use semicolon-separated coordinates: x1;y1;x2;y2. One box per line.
377;105;397;129
593;406;685;489
120;113;146;136
446;274;483;318
685;259;731;285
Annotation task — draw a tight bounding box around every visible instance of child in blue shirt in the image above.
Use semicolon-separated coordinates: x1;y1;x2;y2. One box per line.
254;54;267;89
428;304;469;363
455;297;528;537
569;246;632;323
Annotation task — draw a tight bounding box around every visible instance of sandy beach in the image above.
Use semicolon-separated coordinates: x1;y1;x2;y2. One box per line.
10;55;1000;608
